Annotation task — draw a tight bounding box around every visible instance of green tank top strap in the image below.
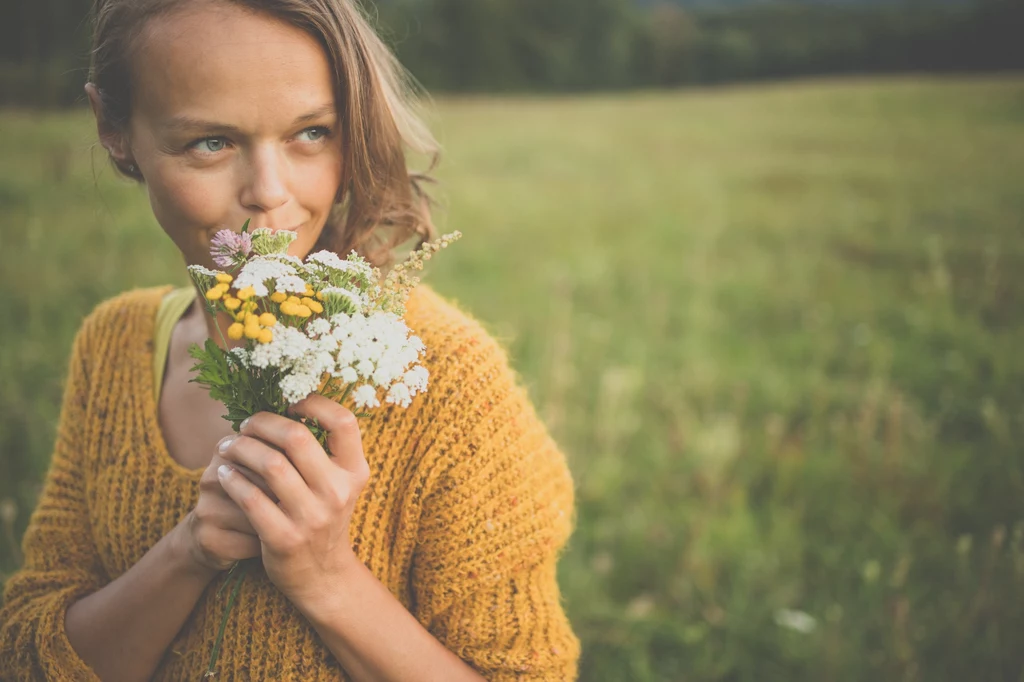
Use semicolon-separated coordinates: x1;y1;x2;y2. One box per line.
153;286;198;400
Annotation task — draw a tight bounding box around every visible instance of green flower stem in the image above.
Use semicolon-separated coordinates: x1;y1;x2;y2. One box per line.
204;560;249;678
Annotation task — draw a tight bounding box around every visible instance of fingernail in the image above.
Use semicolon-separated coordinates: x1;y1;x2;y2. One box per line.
240;417;251;431
217;464;232;479
218;437;234;453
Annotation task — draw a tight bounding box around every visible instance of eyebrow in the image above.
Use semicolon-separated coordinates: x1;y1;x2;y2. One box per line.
163;104;337;136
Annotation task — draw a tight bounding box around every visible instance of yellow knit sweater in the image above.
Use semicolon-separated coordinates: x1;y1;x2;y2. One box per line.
0;283;579;681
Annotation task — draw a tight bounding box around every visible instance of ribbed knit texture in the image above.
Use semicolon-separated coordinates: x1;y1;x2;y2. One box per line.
0;284;579;681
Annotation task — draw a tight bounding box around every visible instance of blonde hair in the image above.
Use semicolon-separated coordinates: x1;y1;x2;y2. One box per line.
88;0;440;269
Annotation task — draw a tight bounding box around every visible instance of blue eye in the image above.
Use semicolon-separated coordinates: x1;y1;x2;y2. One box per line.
298;127;330;142
192;137;227;153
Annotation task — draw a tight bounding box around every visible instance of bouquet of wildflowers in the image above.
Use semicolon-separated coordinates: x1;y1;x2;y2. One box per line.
187;221;460;450
190;221;460;677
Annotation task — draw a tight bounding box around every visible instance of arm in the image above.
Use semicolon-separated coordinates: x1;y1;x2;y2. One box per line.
295;407;580;682
60;522;219;682
304;352;580;681
294;558;487;682
216;397;487;682
409;374;580;682
212;332;578;680
0;323;254;682
1;324;111;681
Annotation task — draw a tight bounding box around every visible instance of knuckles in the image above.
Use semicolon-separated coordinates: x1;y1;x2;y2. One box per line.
333;408;359;434
237;487;263;512
352;460;371;486
282;422;312;452
263;452;291;480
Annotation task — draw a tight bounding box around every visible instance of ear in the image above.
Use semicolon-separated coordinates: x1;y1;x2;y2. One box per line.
84;82;133;166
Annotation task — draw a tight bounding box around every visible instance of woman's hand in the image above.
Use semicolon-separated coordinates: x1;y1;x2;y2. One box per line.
215;394;370;607
180;441;276;573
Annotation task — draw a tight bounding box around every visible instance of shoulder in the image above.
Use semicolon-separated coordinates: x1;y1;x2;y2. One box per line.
402;283;518;402
71;285;176;362
402;283;573;499
403;283;507;362
400;283;540;445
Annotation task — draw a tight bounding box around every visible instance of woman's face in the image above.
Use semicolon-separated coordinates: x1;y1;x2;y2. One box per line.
93;2;343;268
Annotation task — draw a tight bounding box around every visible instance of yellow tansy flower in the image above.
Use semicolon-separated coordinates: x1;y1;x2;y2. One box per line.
215;273;233;284
224;297;241;310
227;323;244;340
257;329;273;344
270;291;287;303
237;286;256;301
258;313;277;327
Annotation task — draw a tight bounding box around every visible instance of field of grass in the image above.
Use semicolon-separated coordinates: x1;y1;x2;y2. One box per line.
2;76;1024;680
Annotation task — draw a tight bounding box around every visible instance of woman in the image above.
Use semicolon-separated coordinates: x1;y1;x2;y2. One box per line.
0;1;579;680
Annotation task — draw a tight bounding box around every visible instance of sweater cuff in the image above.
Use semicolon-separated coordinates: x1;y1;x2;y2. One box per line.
7;583;103;681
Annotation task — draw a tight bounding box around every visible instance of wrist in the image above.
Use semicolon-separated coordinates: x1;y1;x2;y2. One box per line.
293;551;366;626
169;515;220;583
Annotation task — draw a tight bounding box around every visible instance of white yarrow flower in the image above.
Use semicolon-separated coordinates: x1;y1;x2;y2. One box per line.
188;264;220;277
352;384;380;409
403;366;429;392
386;382;412;407
307;318;332;337
274;274;308;294
234;257;299;297
307;250;355;271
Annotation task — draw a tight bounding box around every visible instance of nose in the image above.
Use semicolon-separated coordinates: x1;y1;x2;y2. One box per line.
239;145;289;213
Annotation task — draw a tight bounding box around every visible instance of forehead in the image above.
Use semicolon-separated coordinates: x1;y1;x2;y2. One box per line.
131;2;336;127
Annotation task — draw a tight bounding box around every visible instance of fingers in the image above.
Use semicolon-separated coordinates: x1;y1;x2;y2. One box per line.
217;462;292;547
193;526;262;566
218;435;310;518
288;394;370;484
194;492;259;535
212;452;279;504
238;405;340;496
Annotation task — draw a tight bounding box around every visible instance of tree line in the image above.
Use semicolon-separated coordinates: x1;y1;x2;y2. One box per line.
1;0;1021;106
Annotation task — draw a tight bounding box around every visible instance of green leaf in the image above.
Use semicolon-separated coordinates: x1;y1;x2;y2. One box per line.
241;218;250;234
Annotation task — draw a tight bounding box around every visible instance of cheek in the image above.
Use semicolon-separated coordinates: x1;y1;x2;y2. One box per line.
301;151;343;211
296;148;344;239
146;165;237;259
148;166;228;228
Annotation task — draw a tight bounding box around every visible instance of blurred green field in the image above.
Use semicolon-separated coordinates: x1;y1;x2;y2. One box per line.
2;76;1024;680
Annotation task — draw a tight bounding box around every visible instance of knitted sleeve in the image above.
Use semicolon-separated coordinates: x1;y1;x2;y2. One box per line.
411;335;580;681
0;322;105;681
